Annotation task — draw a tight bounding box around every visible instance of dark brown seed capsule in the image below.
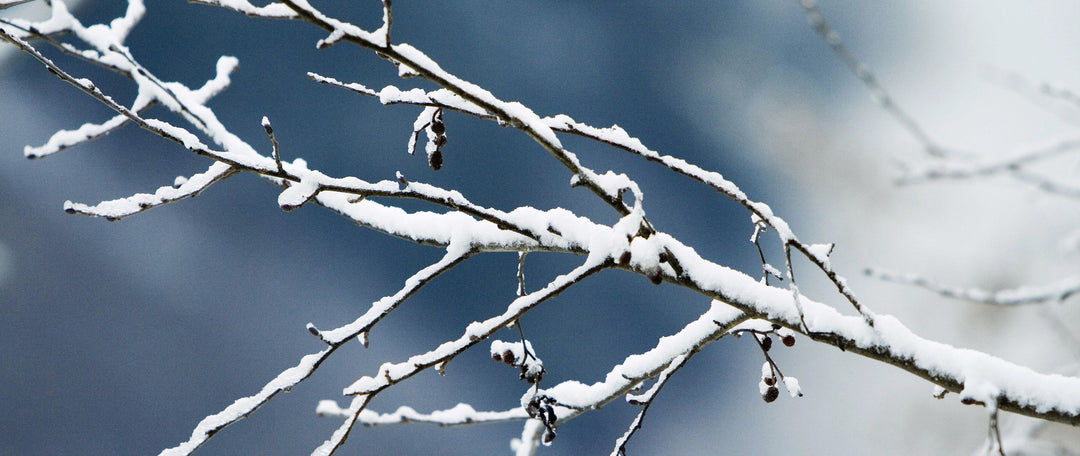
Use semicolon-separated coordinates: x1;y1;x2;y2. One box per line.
430;120;445;135
542;428;556;444
658;251;669;263
782;335;796;347
428;149;443;170
492;352;504;363
618;251;632;266
763;386;780;403
434;134;448;147
648;270;662;285
763;376;776;386
502;350;515;365
761;336;773;351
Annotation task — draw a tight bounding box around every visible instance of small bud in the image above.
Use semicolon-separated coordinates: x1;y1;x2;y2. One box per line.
782;335;796;347
763;386;780;403
763;376;776;386
492;352;504;363
430;119;445;135
771;323;782;330
648;270;662;285
502;350;515;365
658;251;669;263
542;428;556;445
761;336;773;351
618;251;631;266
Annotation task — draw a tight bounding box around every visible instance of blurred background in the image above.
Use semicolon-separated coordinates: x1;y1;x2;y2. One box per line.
2;1;1079;455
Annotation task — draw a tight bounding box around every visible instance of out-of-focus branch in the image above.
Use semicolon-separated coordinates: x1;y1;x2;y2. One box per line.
801;0;950;158
867;268;1080;306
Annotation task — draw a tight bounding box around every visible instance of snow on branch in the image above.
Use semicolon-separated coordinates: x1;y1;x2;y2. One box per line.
660;232;1080;426
313;257;607;455
159;246;474;456
63;162;237;220
309;68;874;325
6;1;1080;455
316;401;529;427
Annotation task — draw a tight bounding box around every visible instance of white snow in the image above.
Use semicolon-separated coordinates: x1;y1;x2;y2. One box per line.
783;376;803;397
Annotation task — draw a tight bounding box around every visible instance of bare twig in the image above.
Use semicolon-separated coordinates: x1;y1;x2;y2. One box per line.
866;268;1080;306
801;0;949;158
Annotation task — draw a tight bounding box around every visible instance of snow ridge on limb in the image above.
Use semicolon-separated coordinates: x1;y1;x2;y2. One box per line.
657;233;1080;426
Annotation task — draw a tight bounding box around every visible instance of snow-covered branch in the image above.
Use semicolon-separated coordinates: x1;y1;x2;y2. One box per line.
5;1;1080;455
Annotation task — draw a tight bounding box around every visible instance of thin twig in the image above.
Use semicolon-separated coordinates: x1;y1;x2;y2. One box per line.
801;0;948;158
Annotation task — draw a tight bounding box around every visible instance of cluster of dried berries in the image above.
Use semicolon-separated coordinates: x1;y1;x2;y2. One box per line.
491;340;545;384
734;323;799;404
526;394;559;445
427;108;447;170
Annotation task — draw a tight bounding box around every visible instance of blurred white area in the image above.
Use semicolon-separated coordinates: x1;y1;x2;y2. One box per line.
680;2;1080;454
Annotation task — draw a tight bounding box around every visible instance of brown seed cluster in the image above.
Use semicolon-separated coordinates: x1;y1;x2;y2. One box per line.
427;109;447;170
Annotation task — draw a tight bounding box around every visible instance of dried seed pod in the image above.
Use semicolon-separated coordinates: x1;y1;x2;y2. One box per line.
543;405;557;424
522;367;544;384
542;428;556;445
782;335;796;347
492;352;504;363
763;386;780;403
430;119;445;135
658;251;669;263
761;336;773;351
648;270;663;285
763;376;777;386
428;149;443;170
618;251;632;266
502;350;515;365
434;134;448;147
